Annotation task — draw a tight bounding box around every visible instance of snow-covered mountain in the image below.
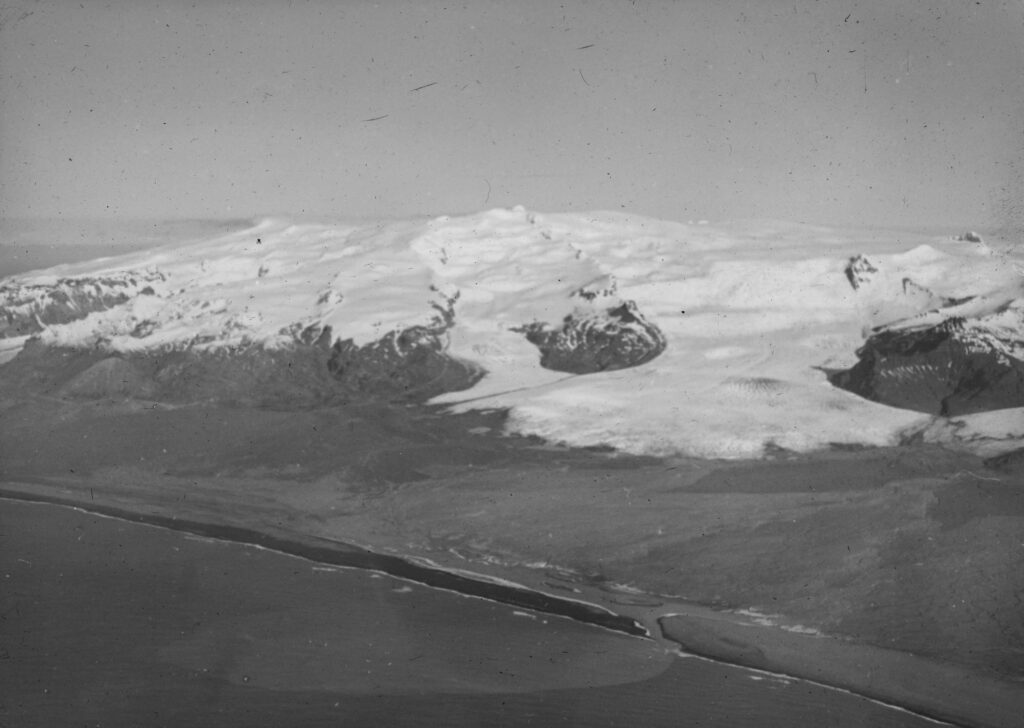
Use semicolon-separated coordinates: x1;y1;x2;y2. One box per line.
830;252;1024;417
2;207;1022;458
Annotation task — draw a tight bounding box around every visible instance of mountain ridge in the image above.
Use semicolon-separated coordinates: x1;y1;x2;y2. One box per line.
2;208;1021;458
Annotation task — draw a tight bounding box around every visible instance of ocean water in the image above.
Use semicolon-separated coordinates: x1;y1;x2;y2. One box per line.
2;209;1022;458
0;217;251;278
0;499;940;727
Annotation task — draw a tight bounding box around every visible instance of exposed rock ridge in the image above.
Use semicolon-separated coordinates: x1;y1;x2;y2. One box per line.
1;338;347;407
320;289;484;400
831;256;1024;415
514;282;667;374
844;254;879;291
0;271;165;338
0;290;484;405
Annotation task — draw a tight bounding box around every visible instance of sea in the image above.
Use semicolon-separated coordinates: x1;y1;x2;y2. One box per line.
0;217;254;279
0;498;941;727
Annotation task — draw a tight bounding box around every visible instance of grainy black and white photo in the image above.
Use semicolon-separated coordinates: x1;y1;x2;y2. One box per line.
1;1;1022;726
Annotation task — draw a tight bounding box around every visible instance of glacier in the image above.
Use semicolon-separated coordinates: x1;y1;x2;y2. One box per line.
1;206;1022;459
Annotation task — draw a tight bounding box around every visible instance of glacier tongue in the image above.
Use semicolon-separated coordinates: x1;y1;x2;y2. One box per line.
1;207;1022;459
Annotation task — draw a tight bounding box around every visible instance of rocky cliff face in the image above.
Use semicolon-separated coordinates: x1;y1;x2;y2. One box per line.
326;329;484;401
515;300;666;374
321;291;484;400
1;325;485;407
0;337;350;407
830;254;1024;416
0;272;164;338
829;317;1024;416
0;282;484;405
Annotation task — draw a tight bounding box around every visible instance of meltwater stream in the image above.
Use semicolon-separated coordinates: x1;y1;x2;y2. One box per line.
0;497;945;727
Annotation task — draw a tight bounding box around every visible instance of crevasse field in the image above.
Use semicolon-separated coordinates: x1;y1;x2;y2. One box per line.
4;207;1022;458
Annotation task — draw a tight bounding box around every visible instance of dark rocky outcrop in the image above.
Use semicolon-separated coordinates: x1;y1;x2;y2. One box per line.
1;333;483;407
835;250;1024;416
515;300;666;374
322;291;484;400
143;345;349;406
829;318;1024;416
844;255;968;309
0;284;484;405
0;338;349;407
844;255;878;290
327;326;483;400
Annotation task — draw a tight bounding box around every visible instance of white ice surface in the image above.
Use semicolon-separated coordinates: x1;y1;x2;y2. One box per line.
3;207;1023;459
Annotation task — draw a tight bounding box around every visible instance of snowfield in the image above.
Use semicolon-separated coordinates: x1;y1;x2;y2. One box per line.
2;207;1022;458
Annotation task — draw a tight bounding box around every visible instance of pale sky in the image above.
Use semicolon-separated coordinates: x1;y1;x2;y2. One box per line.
1;0;1022;229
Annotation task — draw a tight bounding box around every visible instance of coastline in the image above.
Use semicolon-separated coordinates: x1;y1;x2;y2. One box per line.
2;476;1021;728
0;488;646;638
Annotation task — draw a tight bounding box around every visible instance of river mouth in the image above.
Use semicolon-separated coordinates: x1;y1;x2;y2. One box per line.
1;497;950;728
